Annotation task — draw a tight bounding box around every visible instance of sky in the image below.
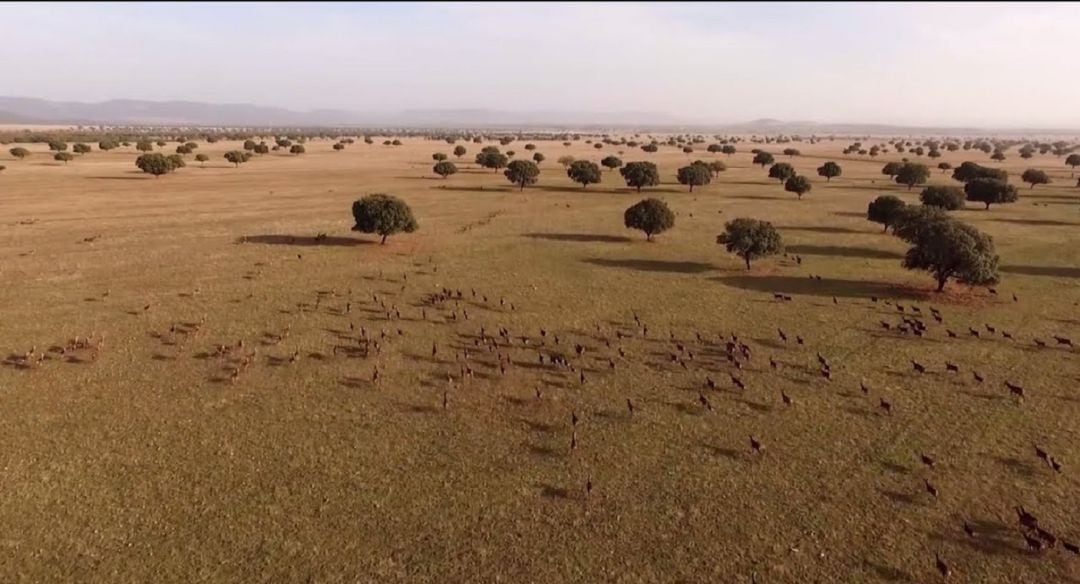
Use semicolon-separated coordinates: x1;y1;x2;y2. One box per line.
2;2;1079;128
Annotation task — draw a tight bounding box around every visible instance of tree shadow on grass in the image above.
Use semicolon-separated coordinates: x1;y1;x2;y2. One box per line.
85;175;149;181
775;225;869;234
524;232;632;243
716;274;926;300
786;244;903;260
1000;265;1080;279
583;258;716;274
991;218;1080;227
237;234;372;247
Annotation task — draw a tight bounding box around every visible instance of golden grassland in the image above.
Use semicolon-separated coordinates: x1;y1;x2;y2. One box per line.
1;135;1078;582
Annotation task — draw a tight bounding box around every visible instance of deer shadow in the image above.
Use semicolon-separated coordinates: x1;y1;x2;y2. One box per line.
583;258;716;274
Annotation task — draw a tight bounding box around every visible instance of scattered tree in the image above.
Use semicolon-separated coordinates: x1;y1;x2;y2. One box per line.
867;195;908;232
601;155;623;171
98;140;118;151
567;160;602;188
476;149;509;172
937;162;952;174
753;151;775;167
641;144;659;153
677;164;712;192
433;160;458;179
432;152;448;162
717;218;783;270
895;162;930;190
964;178;1018;209
896;215;999;292
620;161;661;193
176;145;193;155
721;145;736;156
784;175;812;199
816;161;842;182
532;152;545;164
48;140;68;152
136;141;154;153
783;148;801;157
453;145;467;158
557;155;575;168
919;185;965;210
504;159;540;190
243;140;258;151
195;153;209;167
768;162;795;183
254;143;269;155
351;194;418;244
624;198;675;241
881;161;902;179
224;150;252;168
54;152;74;164
135;152;183;176
333;143;345;151
9;147;29;160
951;161;1008;183
1020;168;1050;188
1066;153;1080;176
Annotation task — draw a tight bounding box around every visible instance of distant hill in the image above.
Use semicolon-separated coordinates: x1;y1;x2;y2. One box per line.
0;96;1076;135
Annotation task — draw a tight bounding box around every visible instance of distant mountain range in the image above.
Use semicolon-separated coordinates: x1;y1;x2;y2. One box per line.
0;96;1076;135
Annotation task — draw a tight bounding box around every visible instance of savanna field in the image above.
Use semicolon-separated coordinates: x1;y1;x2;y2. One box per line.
1;134;1079;583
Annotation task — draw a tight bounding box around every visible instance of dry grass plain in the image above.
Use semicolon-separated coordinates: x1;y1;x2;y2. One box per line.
1;135;1079;583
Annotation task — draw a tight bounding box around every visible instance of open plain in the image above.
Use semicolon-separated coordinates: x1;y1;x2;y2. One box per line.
1;135;1079;583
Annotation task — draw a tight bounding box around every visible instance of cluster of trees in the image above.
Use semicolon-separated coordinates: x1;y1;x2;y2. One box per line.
135;152;186;176
224;150;253;167
865;196;999;291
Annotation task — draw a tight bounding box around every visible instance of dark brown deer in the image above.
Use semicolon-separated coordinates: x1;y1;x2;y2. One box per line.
880;398;893;415
912;360;927;374
924;479;939;498
699;393;714;413
920;453;936;468
749;435;763;454
935;554;951;578
1005;381;1025;400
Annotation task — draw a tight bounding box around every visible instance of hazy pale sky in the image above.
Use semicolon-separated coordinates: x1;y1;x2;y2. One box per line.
3;2;1079;127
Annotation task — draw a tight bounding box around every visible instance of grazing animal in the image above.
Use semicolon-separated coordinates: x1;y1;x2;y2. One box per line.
769;357;778;370
749;435;762;454
963;522;977;538
706;376;717;390
968;328;980;338
1049;457;1062;473
1016;507;1039;529
945;362;959;373
912;360;926;374
1005;381;1025;400
796;336;805;345
1034;338;1046;348
781;391;793;406
1063;541;1080;555
946;329;957;338
920;453;936;468
985;324;996;334
935;554;951;578
973;371;984;384
698;393;714;413
1034;527;1057;547
626;399;634;416
1002;331;1013;340
1024;533;1047;552
860;382;869;395
879;398;892;415
1035;445;1049;463
1053;336;1074;348
924;479;939;498
778;328;788;342
585;477;593;497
